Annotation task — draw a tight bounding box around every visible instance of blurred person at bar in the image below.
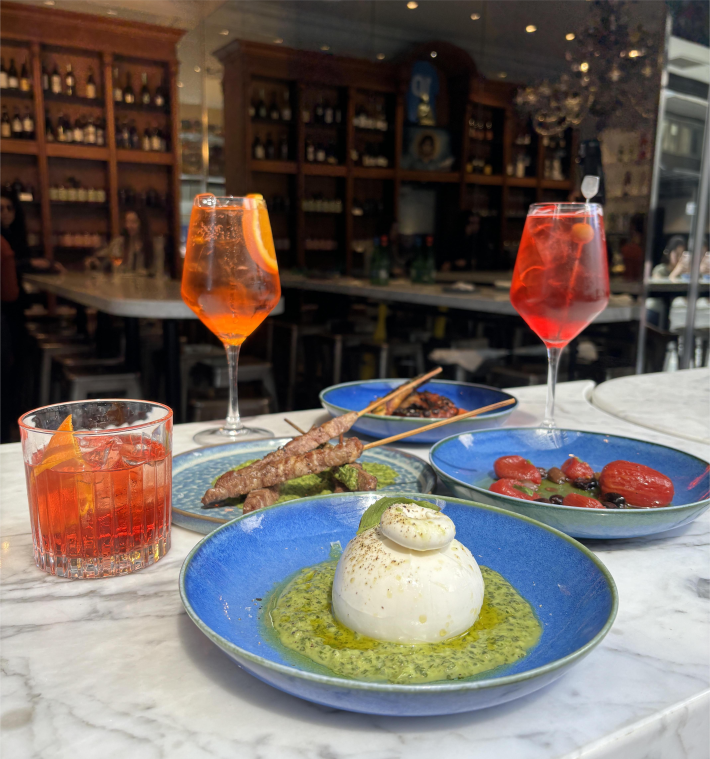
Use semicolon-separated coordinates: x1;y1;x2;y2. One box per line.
669;237;709;281
652;235;686;279
1;188;57;276
87;208;163;276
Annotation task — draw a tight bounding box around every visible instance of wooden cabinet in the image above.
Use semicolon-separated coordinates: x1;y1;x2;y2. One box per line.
0;2;183;273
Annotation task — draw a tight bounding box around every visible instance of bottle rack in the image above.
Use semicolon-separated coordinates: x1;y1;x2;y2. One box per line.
219;40;577;274
0;2;182;273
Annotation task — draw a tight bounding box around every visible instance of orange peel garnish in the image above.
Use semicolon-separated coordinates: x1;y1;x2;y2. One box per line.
244;204;278;275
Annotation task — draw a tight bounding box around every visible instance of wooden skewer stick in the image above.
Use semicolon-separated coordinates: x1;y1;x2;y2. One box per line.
356;366;443;419
284;418;307;435
363;399;516;450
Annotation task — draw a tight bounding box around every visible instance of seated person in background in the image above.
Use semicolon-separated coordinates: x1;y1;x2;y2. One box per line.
652;235;685;280
1;188;59;276
87;208;164;276
620;229;644;281
670;239;710;281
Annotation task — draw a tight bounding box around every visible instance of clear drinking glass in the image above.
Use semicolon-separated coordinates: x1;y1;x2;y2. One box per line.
181;194;281;446
510;203;609;427
19;400;172;579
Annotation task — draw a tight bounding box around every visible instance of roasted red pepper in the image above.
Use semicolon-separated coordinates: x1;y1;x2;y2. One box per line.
561;457;595;481
562;493;606;509
489;478;537;501
599;460;674;508
493;455;542;486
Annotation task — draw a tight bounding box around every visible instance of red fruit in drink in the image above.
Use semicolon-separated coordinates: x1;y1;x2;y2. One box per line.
561;456;595;480
489;478;537;501
599;460;674;508
493;456;542;485
562;493;605;509
571;223;595;244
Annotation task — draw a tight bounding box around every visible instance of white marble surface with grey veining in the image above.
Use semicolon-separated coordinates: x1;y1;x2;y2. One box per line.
591;368;710;445
1;380;709;759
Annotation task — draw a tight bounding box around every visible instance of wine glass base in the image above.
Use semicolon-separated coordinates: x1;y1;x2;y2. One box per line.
192;425;274;447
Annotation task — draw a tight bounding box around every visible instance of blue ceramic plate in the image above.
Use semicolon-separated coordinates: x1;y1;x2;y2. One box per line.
320;379;517;443
430;427;710;540
172;438;436;534
179;492;617;716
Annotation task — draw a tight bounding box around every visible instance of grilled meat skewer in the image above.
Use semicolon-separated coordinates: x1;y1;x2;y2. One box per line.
243;486;281;514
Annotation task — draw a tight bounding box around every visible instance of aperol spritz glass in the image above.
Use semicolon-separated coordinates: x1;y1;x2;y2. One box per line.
181;194;281;445
510;203;609;427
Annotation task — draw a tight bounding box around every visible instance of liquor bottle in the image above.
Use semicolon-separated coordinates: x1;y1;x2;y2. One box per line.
96;118;105;146
0;59;8;90
150;125;161;151
301;104;311;124
265;133;275;160
1;108;11;138
56;113;66;142
51;63;62;94
84;116;96;144
257;89;267;120
314;96;324;124
11;109;23;138
130;121;140;150
22;108;34;139
142;127;151;151
86;68;97;99
113;67;123;102
73;116;84;144
315;142;326;163
370;235;390;285
64;64;75;97
252;135;265;160
281;90;292;122
153;78;166;108
7;59;19;90
45;112;55;142
20;57;31;92
123;73;135;104
326;142;337;165
324;99;334;125
269;92;280;121
118;120;130;149
248;94;256;119
140;73;151;106
41;62;49;92
279;135;289;161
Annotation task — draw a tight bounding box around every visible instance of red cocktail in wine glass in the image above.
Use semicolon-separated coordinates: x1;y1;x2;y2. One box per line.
510;202;609;427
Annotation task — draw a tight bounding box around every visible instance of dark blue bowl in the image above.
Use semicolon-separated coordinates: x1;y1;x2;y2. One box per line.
430;428;710;539
180;492;617;716
320;379;517;443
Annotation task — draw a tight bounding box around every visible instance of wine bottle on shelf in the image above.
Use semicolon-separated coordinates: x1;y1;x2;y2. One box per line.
142;127;151;151
324;99;334;125
1;108;11;138
305;138;315;162
73;117;84;144
123;73;135;104
153;78;166;108
314;96;324;124
281;90;292;122
113;67;123;102
86;68;97;99
20;57;31;92
8;59;19;90
279;135;289;161
51;63;62;95
41;62;49;92
96;118;105;146
64;64;75;97
0;59;8;90
252;135;265;160
44;112;55;142
326;142;337;165
84;116;96;144
150;125;161;151
130;121;140;150
56;113;66;142
140;73;151;106
265;133;275;160
315;142;326;163
22;108;34;139
302;103;311;124
257;89;267;119
11;109;22;138
248;94;256;119
269;92;280;121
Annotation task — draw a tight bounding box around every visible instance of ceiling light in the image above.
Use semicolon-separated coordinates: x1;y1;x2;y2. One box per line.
498;71;507;78
177;81;184;88
376;53;386;60
470;13;480;20
320;44;331;51
407;1;418;8
430;51;437;58
274;38;284;44
219;29;229;36
580;61;589;72
107;9;118;15
526;25;537;33
565;33;575;41
628;49;640;58
194;66;201;73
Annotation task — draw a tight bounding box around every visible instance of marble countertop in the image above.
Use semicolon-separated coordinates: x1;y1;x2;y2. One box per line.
1;380;708;759
279;273;640;324
592;368;710;445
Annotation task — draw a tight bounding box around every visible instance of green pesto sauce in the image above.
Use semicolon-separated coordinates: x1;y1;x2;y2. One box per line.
214;461;398;509
264;561;541;684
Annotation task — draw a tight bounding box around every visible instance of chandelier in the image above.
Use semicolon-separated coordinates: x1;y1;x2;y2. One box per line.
516;0;661;135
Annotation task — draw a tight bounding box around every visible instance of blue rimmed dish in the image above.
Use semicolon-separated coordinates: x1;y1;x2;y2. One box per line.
179;491;617;716
172;438;436;534
429;427;710;540
320;379;517;443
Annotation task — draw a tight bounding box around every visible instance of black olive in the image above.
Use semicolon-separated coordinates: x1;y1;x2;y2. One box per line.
588;479;599;489
549;494;564;505
537;467;548;479
603;492;627;507
535;497;551;503
572;478;595;490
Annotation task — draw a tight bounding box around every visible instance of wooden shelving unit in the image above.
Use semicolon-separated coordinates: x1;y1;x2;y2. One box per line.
218;39;576;275
0;2;183;273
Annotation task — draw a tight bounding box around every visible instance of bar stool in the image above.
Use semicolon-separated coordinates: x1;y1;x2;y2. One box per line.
36;337;94;406
63;366;142;401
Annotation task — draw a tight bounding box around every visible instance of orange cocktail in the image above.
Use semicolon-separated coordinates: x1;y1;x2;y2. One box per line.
181;194;281;444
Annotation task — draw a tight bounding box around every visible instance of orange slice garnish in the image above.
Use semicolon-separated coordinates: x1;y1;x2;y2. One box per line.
244;196;279;275
33;415;82;477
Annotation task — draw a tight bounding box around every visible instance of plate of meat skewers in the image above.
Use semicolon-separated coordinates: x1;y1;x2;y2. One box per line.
320;367;518;444
173;385;516;534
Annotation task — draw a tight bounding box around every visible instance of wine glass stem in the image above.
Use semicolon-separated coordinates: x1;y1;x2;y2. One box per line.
224;343;242;431
543;346;562;428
